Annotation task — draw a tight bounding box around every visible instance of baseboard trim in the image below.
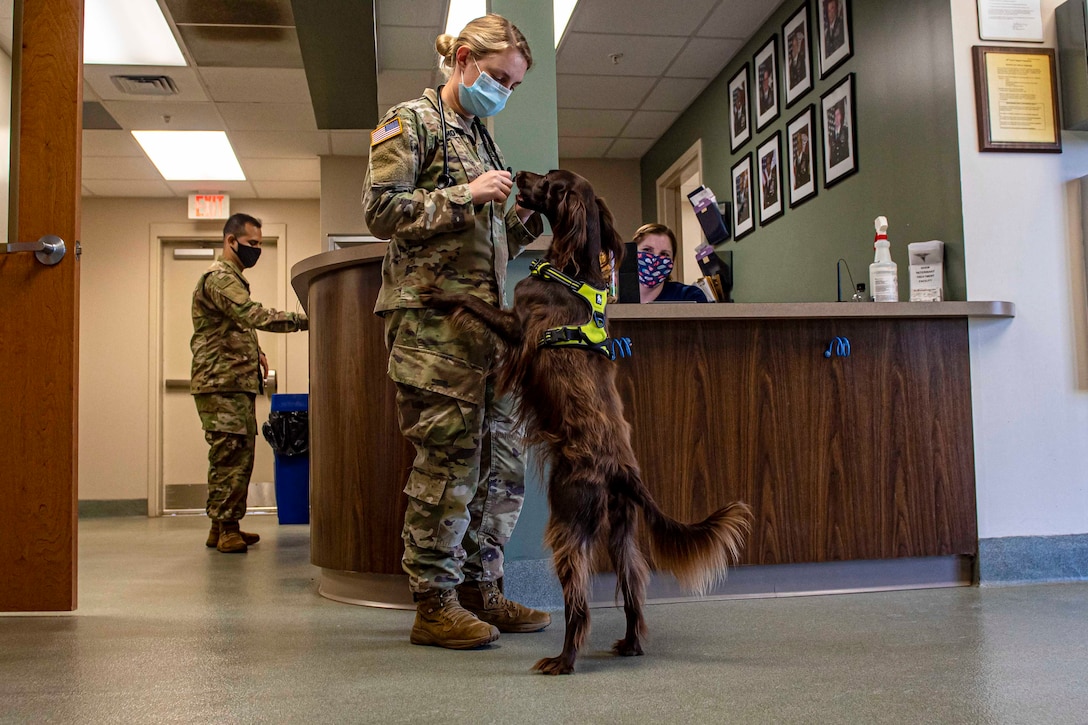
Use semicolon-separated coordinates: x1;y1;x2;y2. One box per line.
979;534;1088;585
78;499;148;518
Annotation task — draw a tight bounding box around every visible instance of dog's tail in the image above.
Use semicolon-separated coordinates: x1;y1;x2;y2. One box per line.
628;478;752;596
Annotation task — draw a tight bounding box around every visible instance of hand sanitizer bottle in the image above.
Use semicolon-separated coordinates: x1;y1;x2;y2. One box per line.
868;216;899;302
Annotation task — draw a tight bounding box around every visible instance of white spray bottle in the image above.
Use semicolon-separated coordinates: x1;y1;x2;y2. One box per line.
868;216;899;302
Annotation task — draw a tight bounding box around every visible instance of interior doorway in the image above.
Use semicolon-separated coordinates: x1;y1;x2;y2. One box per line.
655;140;704;284
154;233;283;515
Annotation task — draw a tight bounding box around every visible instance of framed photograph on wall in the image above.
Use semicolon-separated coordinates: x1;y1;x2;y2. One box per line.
731;153;755;241
782;4;813;107
728;64;751;152
820;73;858;187
816;0;852;78
757;132;784;225
786;105;818;207
972;45;1061;152
754;37;779;131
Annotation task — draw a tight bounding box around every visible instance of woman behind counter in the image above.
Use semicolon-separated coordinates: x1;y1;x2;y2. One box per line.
634;223;709;303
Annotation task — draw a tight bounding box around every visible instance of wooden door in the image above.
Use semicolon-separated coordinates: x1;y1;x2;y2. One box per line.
0;0;83;611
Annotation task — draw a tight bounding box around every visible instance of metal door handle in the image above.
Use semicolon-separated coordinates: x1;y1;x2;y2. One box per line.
0;234;66;265
265;369;277;396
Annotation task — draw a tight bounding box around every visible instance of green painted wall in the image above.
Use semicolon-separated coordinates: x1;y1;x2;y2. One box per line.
642;0;965;302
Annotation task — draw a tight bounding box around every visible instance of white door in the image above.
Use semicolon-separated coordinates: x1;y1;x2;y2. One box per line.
160;239;282;513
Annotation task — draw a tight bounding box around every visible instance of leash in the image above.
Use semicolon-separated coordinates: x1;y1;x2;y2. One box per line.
529;259;632;360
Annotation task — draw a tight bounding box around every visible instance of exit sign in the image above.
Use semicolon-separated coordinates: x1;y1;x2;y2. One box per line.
188;194;230;220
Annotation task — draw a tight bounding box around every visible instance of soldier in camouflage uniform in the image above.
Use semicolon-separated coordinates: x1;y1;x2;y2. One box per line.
363;15;551;649
190;213;308;553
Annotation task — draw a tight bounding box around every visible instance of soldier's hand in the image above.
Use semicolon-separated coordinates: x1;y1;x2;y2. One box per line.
259;352;269;380
468;170;513;204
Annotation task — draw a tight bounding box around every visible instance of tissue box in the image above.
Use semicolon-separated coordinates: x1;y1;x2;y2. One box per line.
908;240;944;302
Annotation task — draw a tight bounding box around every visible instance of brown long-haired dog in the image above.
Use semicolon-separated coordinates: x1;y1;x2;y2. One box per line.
422;170;750;675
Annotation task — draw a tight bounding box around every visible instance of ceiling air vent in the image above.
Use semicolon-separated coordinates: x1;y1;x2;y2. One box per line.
110;74;179;96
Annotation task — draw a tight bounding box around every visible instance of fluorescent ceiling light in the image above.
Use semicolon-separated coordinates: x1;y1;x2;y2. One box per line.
554;0;578;48
132;131;245;181
85;0;186;66
445;0;486;37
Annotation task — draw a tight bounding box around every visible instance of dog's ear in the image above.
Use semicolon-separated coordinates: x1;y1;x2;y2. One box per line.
595;196;626;272
551;190;588;274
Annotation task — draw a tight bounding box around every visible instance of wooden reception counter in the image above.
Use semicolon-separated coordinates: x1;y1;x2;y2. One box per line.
292;245;1014;607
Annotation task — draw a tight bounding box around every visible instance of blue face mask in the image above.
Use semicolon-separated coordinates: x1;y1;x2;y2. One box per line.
458;59;512;118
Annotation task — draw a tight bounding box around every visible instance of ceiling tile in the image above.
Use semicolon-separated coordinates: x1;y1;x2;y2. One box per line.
83;130;145;157
82;179;176;198
84;102;122;130
330;131;373;156
377;0;444;27
177;25;303;69
82;156;162;180
569;0;718;37
219;102;316;131
103;101;224;130
641;78;710;111
165;0;295;25
240;157;320;181
378;70;437;105
622;110;679;138
199;68;310;104
165;180;258;197
558;109;633;137
84;65;209;102
228;131;331;157
557;75;655;110
559;137;613;158
699;0;782;39
558;33;687;77
251;180;322;199
380;26;440;71
607;138;656;158
84;80;101;102
667;37;745;79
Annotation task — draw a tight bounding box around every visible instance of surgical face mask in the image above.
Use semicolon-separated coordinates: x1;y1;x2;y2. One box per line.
233;240;262;269
458;59;512;118
637;251;673;288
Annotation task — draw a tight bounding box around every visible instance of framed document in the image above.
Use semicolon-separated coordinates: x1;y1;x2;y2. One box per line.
731;153;755;241
977;0;1042;42
972;45;1060;153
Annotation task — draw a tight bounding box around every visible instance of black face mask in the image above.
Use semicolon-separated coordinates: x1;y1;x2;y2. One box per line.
233;241;261;269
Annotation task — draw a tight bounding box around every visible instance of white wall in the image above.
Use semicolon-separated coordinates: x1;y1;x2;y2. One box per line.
952;0;1088;538
0;49;10;241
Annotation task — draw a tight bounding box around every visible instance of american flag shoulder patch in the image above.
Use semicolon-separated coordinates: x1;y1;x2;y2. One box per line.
371;118;404;146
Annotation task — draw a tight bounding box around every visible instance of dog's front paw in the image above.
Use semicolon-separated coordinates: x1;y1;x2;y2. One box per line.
533;655;575;675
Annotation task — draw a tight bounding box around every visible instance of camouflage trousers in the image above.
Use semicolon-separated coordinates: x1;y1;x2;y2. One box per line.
384;307;526;594
194;393;257;522
395;381;525;594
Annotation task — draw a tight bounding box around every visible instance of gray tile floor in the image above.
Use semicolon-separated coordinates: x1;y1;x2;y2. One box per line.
2;515;1087;724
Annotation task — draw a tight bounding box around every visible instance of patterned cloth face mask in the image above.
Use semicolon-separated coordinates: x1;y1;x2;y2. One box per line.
637;251;673;288
459;59;512;118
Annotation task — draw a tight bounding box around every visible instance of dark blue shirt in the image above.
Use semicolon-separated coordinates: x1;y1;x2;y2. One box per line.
652;281;709;303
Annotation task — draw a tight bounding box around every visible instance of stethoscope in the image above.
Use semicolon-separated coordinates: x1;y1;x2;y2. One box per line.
433;84;507;190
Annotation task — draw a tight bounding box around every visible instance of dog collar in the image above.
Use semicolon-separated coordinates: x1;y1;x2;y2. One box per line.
529;259;630;359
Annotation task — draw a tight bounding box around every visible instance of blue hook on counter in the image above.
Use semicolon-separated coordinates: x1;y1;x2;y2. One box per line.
824;336;851;358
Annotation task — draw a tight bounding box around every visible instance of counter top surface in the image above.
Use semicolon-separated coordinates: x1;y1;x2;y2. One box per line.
291;248;1014;320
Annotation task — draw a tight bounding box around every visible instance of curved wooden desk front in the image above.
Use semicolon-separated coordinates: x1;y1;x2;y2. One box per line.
292;245;415;608
291;243;1016;607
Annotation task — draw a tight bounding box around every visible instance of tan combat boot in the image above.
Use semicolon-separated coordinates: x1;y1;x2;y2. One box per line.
206;520;260;548
216;520;248;553
410;589;500;649
457;580;551;633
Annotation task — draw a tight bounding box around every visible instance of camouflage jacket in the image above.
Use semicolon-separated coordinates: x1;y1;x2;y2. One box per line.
190;257;308;395
363;87;542;315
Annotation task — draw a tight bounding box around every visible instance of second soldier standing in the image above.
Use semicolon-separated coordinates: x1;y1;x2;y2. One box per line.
363;14;551;649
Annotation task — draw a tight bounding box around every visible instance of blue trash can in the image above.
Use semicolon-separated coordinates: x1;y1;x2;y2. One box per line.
265;393;310;525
